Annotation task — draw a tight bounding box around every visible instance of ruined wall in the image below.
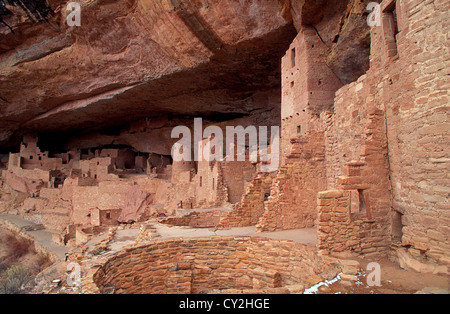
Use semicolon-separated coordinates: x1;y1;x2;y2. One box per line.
170;137;256;210
323;0;449;266
23;187;71;232
161;209;230;228
281;26;342;161
256;132;326;232
170;161;221;210
2;164;50;195
79;157;115;181
317;190;359;254
17;134;63;170
219;172;275;228
254;24;343;233
221;161;256;205
323;110;341;189
91;208;122;227
91;237;338;294
194;159;222;207
70;180;142;225
267;0;449;268
325;78;393;255
317;188;389;256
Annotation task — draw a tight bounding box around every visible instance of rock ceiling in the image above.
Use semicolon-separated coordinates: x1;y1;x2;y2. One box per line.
0;0;370;151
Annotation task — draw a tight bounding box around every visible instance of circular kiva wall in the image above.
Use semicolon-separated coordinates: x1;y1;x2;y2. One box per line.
93;237;336;294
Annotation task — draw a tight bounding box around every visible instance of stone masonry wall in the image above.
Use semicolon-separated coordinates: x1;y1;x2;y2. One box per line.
90;237;338;294
160;209;230;228
256;22;342;233
281;25;342;162
380;0;450;266
324;0;449;266
327;87;393;255
256;132;326;232
220;161;256;205
317;190;360;254
218;172;274;227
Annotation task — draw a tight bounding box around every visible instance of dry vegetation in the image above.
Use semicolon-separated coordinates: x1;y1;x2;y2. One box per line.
0;227;52;294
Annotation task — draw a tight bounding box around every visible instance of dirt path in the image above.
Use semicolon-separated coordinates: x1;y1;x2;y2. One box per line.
0;213;69;261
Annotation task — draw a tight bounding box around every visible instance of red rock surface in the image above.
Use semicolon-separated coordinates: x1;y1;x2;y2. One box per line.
0;0;371;151
1;0;448;280
0;0;298;148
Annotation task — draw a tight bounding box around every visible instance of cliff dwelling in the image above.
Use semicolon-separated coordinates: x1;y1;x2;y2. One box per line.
0;0;448;296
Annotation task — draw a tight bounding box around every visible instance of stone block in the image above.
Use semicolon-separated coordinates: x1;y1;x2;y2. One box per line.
340;274;358;281
318;190;343;199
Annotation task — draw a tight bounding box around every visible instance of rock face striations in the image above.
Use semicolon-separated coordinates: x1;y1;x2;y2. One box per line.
0;0;376;150
0;0;297;149
0;0;449;286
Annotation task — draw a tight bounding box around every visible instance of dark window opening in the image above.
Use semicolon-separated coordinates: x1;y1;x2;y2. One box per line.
297;125;302;134
358;190;366;213
351;189;368;216
199;176;203;187
106;212;111;219
392;210;403;243
392;8;399;39
291;48;296;68
383;1;399;58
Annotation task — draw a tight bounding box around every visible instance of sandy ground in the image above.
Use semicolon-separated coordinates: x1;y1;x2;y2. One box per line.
155;224;317;244
314;256;449;294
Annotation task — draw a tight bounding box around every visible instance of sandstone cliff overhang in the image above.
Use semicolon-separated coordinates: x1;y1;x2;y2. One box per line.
0;0;372;151
0;0;298;150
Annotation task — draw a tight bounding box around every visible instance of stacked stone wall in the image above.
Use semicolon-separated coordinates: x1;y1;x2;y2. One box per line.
90;237;338;294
